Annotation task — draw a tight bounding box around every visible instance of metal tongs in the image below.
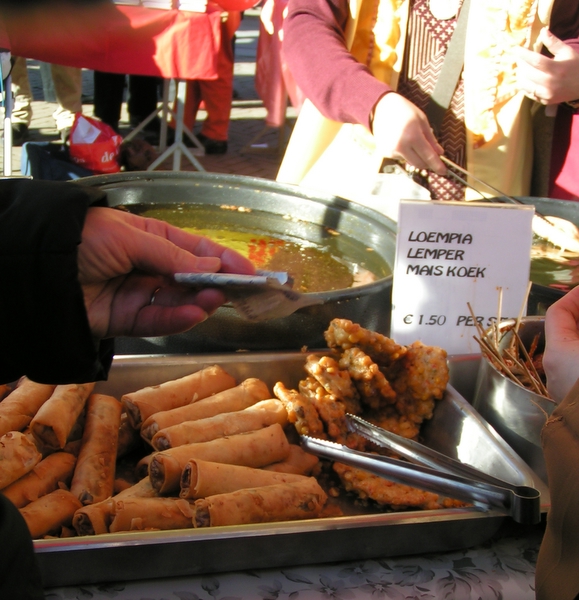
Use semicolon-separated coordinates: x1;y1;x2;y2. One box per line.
301;414;540;524
441;155;579;253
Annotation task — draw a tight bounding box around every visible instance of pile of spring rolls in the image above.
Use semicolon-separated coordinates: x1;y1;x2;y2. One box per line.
0;366;327;539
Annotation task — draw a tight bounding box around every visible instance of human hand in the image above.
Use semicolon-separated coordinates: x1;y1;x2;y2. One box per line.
77;207;256;340
371;92;446;175
543;286;579;402
513;28;579;105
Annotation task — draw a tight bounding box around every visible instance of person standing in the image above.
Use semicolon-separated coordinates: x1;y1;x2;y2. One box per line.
178;10;242;154
10;57;82;144
277;0;579;202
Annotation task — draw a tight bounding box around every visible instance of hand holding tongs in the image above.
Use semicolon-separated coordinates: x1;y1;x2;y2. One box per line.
441;155;579;254
301;414;540;524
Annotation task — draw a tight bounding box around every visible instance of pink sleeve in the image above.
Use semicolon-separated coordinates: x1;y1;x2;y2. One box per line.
282;0;392;130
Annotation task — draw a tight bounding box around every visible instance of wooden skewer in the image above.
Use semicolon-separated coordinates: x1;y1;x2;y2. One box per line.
470;288;553;400
503;348;543;396
511;329;552;399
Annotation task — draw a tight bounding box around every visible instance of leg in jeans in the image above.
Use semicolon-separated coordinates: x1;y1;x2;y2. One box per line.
9;56;32;143
50;64;82;134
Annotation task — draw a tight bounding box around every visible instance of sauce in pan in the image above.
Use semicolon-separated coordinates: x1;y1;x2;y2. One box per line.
120;203;392;293
531;237;579;293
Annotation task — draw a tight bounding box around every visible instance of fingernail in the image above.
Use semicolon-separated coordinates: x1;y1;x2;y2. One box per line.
195;257;221;272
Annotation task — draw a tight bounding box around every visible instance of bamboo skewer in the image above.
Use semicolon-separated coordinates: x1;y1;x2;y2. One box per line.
468;292;554;402
510;329;550;398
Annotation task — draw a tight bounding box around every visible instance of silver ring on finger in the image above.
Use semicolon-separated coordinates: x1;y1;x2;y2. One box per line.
149;287;161;306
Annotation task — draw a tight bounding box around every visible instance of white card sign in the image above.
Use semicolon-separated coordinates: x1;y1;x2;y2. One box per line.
390;200;534;355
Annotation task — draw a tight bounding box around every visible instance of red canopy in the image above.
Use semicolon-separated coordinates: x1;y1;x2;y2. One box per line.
0;2;226;80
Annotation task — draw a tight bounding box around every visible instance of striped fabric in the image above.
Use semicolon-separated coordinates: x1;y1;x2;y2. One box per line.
397;0;466;199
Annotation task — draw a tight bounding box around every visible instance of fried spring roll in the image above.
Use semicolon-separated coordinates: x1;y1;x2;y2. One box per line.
108;497;196;533
70;394;122;505
0;431;42;489
180;459;310;499
117;410;143;458
116;476;158;499
152;398;288;450
263;444;320;475
72;498;115;536
141;378;271;442
0;384;10;400
113;478;133;494
0;377;56;437
30;383;95;450
193;478;328;527
1;451;77;508
20;489;83;539
72;476;158;536
122;365;236;429
135;453;154;480
62;438;83;457
149;423;290;495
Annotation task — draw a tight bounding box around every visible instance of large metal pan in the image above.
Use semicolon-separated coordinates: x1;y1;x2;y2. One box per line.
77;172;397;353
515;197;579;314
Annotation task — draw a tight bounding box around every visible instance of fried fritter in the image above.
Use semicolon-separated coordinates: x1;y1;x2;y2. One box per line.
364;408;420;440
333;462;454;510
392;340;449;401
325;318;407;365
303;354;361;415
281;320;453;514
338;347;396;410
299;376;367;450
273;381;326;439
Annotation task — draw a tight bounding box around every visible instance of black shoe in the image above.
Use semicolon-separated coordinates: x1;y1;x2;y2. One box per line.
196;132;228;155
11;123;29;146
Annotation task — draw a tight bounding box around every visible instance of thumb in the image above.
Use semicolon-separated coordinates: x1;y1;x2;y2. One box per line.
540;28;574;60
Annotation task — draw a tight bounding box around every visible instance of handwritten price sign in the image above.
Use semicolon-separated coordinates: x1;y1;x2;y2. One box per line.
390;200;534;355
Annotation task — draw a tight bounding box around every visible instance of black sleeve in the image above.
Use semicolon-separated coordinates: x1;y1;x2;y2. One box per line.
0;178;114;385
0;494;45;599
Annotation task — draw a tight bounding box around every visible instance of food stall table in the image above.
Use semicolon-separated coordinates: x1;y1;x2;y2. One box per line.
44;520;543;599
0;2;224;172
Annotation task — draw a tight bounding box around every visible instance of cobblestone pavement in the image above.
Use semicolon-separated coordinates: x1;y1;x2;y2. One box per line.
0;9;296;181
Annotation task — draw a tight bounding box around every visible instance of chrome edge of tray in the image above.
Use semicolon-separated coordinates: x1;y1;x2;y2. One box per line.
34;351;548;587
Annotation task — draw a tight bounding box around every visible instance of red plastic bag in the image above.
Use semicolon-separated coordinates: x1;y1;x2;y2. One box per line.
68;114;123;174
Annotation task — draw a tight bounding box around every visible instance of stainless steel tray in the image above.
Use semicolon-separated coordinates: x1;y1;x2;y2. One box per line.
34;352;548;587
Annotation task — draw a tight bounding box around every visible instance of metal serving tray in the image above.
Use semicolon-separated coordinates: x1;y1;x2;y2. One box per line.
34;352;549;587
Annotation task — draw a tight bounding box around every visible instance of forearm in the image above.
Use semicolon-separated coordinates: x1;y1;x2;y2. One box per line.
0;179;113;385
283;0;391;129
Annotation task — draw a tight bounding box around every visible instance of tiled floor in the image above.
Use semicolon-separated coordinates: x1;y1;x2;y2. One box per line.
1;8;297;181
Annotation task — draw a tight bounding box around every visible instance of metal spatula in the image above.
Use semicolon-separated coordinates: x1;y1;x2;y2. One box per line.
441;156;579;254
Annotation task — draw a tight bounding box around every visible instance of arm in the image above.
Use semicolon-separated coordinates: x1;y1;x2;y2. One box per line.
283;0;388;129
0;179;112;384
0;179;254;385
543;286;579;403
283;0;445;173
